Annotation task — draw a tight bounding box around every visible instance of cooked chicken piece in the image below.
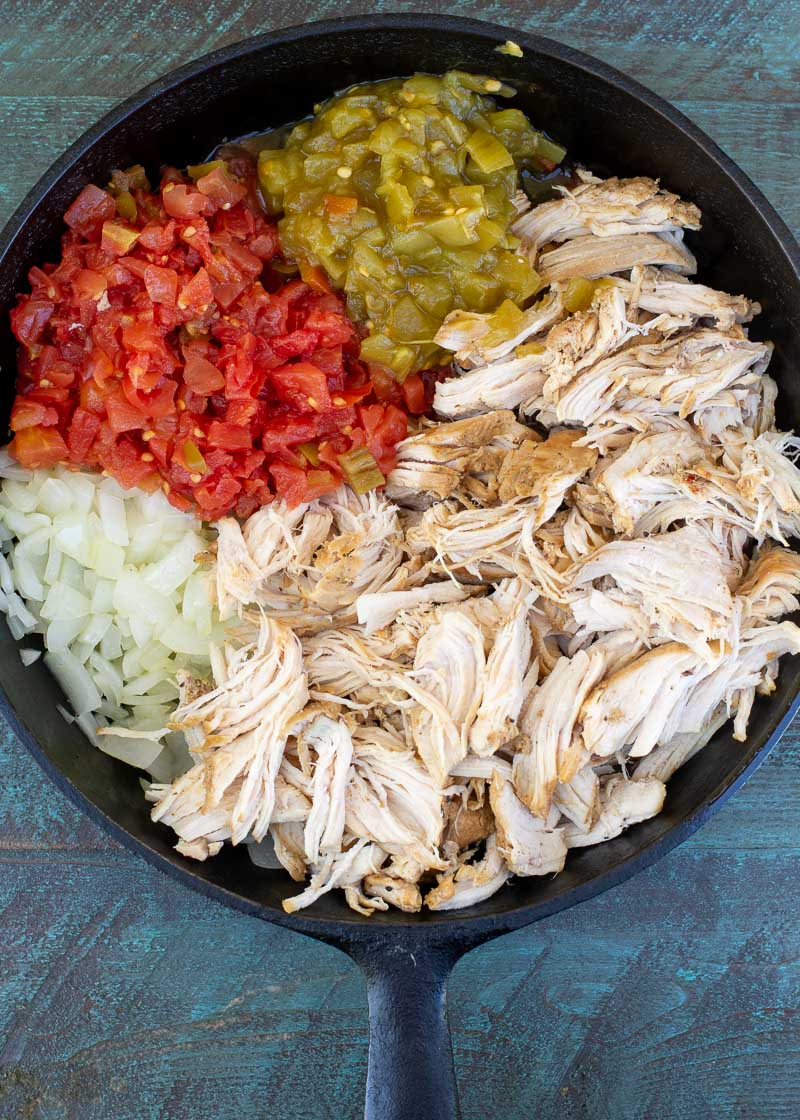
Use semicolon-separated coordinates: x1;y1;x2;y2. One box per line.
634;705;728;783
406;500;565;595
386;410;538;508
449;755;513;782
409;610;486;784
581;641;711;759
568;525;734;659
303;626;402;698
595;427;710;534
537;231;697;284
270;821;308;881
668;619;800;743
272;775;311;823
737;547;800;623
597;427;800;546
435;289;564;369
527;328;771;429
425;833;510;910
216;502;333;624
147;618;308;850
498;430;598;517
513;646;607;818
512;172;701;255
302;716;353;864
562;506;609;561
734;431;800;543
283;838;385;913
346;728;445;870
470;603;532;756
540;287;639;396
490;772;567;875
563;775;666;847
308;489;404;612
174;838;222;861
244;502;332;573
433;352;548;419
215;488;405;628
611;266;759;331
356;582;473;636
528;598;563;678
362;872;422;913
553;765;600;833
214;517;272;620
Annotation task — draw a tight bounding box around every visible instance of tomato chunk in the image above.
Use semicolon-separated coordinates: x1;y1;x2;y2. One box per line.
7;161;422;516
9;426;69;469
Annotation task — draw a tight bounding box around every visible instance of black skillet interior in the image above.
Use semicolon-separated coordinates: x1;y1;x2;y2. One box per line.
1;15;799;939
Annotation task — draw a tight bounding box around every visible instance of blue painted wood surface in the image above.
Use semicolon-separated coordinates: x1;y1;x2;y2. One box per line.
0;3;798;1117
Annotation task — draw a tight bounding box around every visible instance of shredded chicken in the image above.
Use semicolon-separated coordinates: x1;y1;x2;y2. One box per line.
563;775;666;847
147;617;308;848
512;171;701;254
490;772;567;875
386;410;538;508
143;168;800;918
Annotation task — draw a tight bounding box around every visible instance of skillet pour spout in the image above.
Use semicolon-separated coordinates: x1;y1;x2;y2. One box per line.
0;15;798;1120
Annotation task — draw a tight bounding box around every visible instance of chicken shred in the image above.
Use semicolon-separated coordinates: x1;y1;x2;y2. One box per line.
142;170;800;917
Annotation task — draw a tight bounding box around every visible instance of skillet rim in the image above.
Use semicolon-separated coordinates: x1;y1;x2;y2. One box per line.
1;12;799;942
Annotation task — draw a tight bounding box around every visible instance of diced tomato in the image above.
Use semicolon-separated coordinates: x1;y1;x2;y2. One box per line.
9;426;68;469
138;220;177;254
87;347;116;387
10;298;55;347
261;413;321;452
206;420;251;451
143;265;179;305
196;166;248;209
6;163;421;517
106;390;146;433
271;362;332;412
177;267;214;315
183;352;224;394
99;435;159;489
161;183;214;220
269;461;310;507
63;184;116;236
121;376;177;419
79;376;107;415
72;270;107;302
193;468;241;513
10;396;59;431
401;373;426;414
67;408;101;461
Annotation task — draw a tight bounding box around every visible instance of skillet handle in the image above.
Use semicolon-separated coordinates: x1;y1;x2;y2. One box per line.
348;939;466;1120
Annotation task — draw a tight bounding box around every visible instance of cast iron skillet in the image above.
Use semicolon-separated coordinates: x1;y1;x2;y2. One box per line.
1;14;799;1119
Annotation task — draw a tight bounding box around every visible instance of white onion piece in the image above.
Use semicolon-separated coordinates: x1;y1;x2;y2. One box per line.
44;650;102;716
0;466;217;773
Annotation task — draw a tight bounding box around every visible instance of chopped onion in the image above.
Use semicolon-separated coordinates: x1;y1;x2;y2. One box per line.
0;467;218;774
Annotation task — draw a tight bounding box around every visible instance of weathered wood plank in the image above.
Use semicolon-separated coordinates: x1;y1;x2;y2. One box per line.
0;2;798;1118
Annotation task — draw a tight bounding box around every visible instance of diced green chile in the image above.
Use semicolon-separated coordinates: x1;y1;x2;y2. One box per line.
258;71;564;378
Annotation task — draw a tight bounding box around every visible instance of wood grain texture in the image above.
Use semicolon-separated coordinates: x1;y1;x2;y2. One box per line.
0;2;798;1117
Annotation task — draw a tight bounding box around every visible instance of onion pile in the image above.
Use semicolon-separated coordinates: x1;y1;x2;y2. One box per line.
0;451;220;777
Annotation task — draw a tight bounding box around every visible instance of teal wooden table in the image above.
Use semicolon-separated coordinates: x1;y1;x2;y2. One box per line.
1;3;798;1117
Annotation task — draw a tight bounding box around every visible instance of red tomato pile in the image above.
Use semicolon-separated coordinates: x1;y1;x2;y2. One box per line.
7;162;430;517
